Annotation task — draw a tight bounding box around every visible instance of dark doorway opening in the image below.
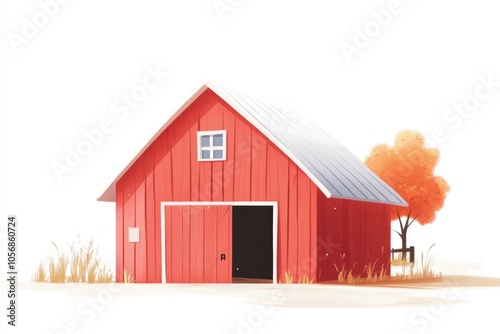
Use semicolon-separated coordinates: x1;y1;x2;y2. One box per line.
232;206;273;282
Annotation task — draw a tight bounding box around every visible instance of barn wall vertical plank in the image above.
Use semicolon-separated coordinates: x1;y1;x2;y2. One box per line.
165;205;172;283
123;167;136;280
316;195;330;282
115;179;124;283
170;206;183;282
327;198;338;281
383;205;391;275
266;144;279;202
287;162;299;280
222;103;235;201
208;102;224;202
198;101;213;202
364;203;376;269
251;128;267;201
164;123;174;202
181;206;190;282
276;149;289;281
361;203;369;268
152;133;168;282
309;180;317;281
204;206;217;282
134;157;147;282
347;201;359;275
144;147;156;282
189;102;200;203
216;205;232;282
361;204;368;267
233;113;252;201
190;206;204;282
297;170;311;279
171;114;191;201
315;190;325;282
266;144;281;276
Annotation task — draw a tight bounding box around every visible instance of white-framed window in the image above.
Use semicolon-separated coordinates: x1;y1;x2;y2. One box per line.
197;130;227;161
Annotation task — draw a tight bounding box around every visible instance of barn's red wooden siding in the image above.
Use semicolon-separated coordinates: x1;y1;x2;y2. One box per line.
316;193;391;282
115;89;318;283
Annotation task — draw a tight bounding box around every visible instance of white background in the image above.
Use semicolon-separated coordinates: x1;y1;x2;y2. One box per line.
1;0;500;332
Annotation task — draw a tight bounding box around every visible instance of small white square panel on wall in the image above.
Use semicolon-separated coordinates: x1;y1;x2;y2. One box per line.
128;227;140;243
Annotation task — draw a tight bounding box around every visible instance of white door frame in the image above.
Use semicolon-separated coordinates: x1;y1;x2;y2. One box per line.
160;201;278;284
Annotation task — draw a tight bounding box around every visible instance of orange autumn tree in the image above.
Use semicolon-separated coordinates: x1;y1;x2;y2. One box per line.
365;130;450;259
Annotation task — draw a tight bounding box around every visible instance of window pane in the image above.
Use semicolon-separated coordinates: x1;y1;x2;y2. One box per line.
213;134;223;147
201;135;210;147
213;150;223;159
201;150;211;159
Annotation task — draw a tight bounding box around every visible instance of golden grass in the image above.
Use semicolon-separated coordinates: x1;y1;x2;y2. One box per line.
32;261;48;282
331;253;396;284
395;243;442;280
363;260;388;283
391;253;410;267
331;247;441;285
298;275;315;284
123;269;135;283
333;253;363;284
280;271;315;284
33;237;113;283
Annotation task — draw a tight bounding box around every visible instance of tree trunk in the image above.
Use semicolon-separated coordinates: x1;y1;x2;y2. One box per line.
395;210;418;261
401;228;407;260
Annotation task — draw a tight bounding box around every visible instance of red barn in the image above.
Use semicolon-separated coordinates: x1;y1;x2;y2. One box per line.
98;82;407;283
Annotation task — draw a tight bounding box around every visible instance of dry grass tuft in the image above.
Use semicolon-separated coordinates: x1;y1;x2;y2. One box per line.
391;253;410;267
331;253;394;284
394;243;442;280
298;275;315;284
333;253;362;284
280;271;315;284
123;269;135;283
32;261;48;282
33;237;113;283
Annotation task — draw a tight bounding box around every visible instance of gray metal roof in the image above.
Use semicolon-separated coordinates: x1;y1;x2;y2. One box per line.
98;81;407;206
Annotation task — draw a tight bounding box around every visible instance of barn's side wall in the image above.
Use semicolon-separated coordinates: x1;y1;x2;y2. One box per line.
115;89;318;283
316;191;391;282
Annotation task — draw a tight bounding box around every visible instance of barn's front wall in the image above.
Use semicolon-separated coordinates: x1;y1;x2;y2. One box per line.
116;89;318;283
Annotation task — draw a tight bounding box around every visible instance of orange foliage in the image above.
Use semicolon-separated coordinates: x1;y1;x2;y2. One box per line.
365;130;449;225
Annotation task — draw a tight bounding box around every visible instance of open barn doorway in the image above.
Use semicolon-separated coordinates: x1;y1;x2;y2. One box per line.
232;206;273;283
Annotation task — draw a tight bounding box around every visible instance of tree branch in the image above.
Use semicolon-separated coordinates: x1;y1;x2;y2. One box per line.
403;209;412;232
407;212;420;229
392;229;402;239
397;210;404;233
